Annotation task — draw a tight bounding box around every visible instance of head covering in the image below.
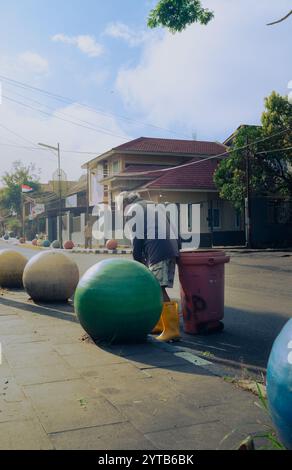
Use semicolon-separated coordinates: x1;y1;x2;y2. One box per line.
117;191;141;209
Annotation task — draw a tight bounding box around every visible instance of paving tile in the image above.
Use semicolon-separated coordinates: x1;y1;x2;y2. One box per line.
0;419;53;450
24;378;126;433
105;343;162;358
0;363;13;378
145;421;230;450
4;342;65;368
149;366;248;407
0;317;32;335
87;363;177;407
13;362;81;386
0;311;19;317
196;398;270;431
29;324;84;345
127;351;189;370
0;397;36;423
116;396;213;434
0;377;26;402
53;341;104;356
86;362;152;394
0;333;46;346
50;422;157;450
62;349;126;372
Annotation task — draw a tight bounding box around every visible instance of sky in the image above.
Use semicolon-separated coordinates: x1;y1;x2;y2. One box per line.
0;0;291;182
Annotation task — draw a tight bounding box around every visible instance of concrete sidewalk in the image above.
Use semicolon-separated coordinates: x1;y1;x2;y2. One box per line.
0;291;271;450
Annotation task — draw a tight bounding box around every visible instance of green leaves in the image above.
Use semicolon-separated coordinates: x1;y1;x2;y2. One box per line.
148;0;214;33
214;92;292;210
0;161;40;217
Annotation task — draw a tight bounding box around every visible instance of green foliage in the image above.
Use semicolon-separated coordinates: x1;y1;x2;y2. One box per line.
214;92;292;210
148;0;214;33
0;161;40;217
254;382;286;450
5;217;22;234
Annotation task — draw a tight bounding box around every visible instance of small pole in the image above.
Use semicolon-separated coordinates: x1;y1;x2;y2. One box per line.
86;163;90;224
209;199;214;248
57;143;63;248
245;136;252;248
21;191;25;238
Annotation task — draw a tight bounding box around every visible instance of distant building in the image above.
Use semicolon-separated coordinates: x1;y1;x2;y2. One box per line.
83;137;245;247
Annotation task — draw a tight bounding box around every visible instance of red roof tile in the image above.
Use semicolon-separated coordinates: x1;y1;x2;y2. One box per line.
114;137;226;156
122;164;170;174
140;157;221;191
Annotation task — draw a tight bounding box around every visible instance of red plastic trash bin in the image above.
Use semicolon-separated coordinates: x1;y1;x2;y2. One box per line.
178;250;230;335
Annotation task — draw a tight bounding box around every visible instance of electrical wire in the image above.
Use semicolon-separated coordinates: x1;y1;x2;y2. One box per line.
4;88;131;141
3;94;130;141
115;127;292;177
0;73;190;139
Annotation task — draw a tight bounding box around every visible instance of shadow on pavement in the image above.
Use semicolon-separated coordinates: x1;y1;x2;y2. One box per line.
0;295;78;323
179;305;290;376
1;294;288;378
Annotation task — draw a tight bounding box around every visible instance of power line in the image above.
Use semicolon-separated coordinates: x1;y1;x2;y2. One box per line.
256;146;292;154
0;122;36;146
0;73;190;139
0;141;103;155
4;88;131;141
0;121;59;161
0;128;291;166
118;127;292;177
3;94;130;141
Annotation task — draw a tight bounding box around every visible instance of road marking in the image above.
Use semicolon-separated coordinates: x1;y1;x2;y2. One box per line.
174;351;213;366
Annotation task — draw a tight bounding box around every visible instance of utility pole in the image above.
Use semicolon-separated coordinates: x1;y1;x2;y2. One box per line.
21;191;25;239
57;143;63;248
245;136;252;248
86;163;90;224
209;199;214;248
38;142;63;248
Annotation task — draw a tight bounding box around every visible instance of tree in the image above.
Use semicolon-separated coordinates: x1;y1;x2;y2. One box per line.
214;92;292;210
0;161;40;218
148;1;291;32
148;0;214;33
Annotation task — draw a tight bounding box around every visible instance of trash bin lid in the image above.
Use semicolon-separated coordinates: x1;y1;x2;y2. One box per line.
179;250;230;266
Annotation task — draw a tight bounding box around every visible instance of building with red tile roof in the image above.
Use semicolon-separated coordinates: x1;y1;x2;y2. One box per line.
83;136;244;247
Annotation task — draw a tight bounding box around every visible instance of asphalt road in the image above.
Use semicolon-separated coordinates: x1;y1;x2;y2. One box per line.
1;239;291;379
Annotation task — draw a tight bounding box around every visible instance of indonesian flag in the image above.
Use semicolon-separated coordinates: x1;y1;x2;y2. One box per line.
21;184;33;193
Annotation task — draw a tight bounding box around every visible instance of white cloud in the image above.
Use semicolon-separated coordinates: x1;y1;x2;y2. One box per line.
18;51;49;74
104;22;151;46
0;99;131;182
52;33;104;58
116;0;292;141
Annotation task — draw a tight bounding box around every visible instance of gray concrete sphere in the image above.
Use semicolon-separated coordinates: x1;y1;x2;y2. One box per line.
0;250;28;288
23;251;79;302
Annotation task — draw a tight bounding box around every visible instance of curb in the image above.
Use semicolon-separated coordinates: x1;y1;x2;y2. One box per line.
70;248;133;255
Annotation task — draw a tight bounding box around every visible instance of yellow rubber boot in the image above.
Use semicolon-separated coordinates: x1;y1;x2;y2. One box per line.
157;301;180;342
152;315;164;335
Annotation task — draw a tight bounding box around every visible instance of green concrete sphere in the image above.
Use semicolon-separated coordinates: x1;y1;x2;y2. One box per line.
74;258;163;344
23;251;79;302
51;240;61;249
0;249;28;288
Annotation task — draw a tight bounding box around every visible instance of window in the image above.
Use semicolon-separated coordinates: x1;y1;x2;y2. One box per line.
112;160;120;175
103;162;108;178
208;208;221;229
235;210;241;229
72;216;81;233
